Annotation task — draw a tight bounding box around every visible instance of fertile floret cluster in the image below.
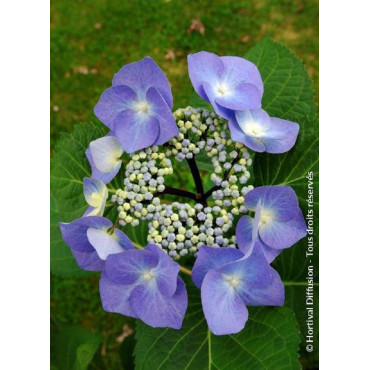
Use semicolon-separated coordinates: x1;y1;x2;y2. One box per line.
110;106;253;258
147;202;235;260
111;146;173;227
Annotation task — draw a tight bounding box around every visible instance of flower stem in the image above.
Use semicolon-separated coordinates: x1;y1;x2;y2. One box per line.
157;186;198;201
179;266;192;276
108;219;120;234
203;153;241;200
186;157;207;206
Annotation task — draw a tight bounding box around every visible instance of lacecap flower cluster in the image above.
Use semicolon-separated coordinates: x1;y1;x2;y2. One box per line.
59;53;306;335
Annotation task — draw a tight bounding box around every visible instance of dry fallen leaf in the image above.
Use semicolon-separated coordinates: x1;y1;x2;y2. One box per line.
73;66;89;75
165;50;176;61
241;35;250;43
116;324;134;343
187;18;205;35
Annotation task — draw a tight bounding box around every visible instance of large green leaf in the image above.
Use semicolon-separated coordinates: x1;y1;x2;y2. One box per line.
134;286;301;370
51;326;101;370
245;38;317;121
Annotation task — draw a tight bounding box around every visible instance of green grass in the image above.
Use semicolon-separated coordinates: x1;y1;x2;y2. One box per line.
51;0;318;146
51;0;318;368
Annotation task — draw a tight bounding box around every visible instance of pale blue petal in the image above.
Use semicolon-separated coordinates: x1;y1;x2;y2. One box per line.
238;264;285;307
245;186;300;222
89;136;123;173
215;82;262;111
216;242;272;292
201;270;248;335
59;216;112;253
130;277;187;329
94;85;137;129
262;117;299;154
146;244;180;297
104;249;159;285
235;109;271;135
192;246;244;289
83;177;107;217
59;216;113;271
86;228;126;260
220;56;264;96
86;147;121;184
228;117;265;152
114;228;135;251
236;215;257;256
187;52;224;102
146;87;179;146
259;238;283;263
259;209;307;249
99;273;137;318
70;249;104;271
113;57;173;109
113;109;160;153
202;81;234;119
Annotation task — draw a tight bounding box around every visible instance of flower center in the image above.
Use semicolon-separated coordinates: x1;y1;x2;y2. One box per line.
259;209;274;226
241;121;267;137
134;101;150;114
215;83;230;96
224;274;240;289
142;269;155;281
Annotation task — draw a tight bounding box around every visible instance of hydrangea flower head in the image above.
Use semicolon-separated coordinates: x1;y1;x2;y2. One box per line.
99;244;187;329
236;185;307;262
59;216;134;271
187;52;263;119
86;135;124;183
83;177;108;216
192;244;284;335
228;109;300;153
57;48;310;335
94;57;179;153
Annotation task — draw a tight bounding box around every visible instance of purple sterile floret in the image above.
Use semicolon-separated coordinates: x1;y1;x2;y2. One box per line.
236;185;307;262
99;244;188;329
228;109;300;154
187;51;263;119
195;243;284;335
59;216;134;271
94;57;179;153
192;245;244;289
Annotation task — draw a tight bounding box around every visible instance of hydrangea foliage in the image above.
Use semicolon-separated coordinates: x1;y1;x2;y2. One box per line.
52;39;317;368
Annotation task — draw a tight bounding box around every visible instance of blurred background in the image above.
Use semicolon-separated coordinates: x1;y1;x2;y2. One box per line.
51;0;318;368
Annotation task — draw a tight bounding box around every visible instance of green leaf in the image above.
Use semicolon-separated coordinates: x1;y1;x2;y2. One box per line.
51;326;101;370
134;286;301;370
122;221;150;248
245;38;316;121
